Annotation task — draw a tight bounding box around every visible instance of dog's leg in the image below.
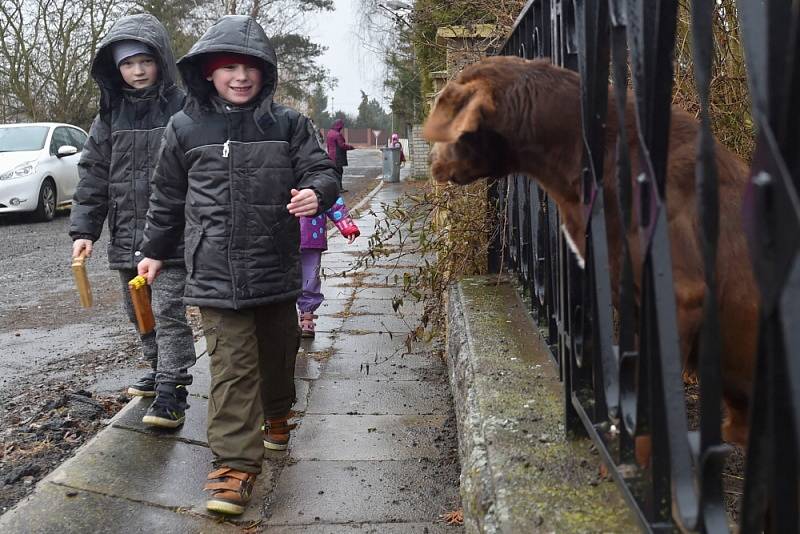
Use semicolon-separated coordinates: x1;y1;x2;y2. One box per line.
674;278;704;385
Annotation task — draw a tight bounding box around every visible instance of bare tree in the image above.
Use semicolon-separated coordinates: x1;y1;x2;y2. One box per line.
0;0;123;128
0;0;332;126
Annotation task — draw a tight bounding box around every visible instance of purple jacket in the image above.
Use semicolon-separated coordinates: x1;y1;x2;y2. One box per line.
300;196;360;250
326;118;354;166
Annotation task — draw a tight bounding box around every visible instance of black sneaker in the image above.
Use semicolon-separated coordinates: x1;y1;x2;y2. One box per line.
128;371;156;397
142;384;189;428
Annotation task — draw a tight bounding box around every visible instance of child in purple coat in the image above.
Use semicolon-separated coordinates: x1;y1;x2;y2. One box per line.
298;196;360;336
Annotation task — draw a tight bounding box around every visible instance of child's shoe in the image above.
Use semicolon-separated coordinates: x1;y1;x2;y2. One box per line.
127;371;156;397
142;384;188;428
204;466;256;515
263;413;297;450
299;311;316;338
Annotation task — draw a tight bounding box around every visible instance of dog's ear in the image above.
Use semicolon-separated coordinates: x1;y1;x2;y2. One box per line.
424;80;495;143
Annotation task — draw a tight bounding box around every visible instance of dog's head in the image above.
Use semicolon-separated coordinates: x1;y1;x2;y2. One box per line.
424;57;532;185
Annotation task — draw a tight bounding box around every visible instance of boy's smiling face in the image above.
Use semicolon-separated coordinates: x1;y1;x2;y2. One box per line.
207;63;263;105
119;54;158;89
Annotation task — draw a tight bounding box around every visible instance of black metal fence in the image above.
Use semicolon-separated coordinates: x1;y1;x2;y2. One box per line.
493;1;800;531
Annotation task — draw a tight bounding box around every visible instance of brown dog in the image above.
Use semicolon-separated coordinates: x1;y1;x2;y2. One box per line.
424;56;757;445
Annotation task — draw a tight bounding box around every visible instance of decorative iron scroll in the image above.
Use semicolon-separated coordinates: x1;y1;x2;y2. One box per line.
491;0;800;531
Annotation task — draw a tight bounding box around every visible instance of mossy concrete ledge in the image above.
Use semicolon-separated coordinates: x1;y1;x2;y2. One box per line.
446;275;638;533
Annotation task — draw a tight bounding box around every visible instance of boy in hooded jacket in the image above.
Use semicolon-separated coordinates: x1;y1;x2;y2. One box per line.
69;14;195;429
137;15;339;516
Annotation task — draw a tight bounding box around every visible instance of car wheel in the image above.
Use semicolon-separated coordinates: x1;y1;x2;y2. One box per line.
33;179;56;222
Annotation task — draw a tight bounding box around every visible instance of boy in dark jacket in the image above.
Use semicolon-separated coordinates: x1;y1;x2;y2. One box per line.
137;15;339;516
69;14;195;429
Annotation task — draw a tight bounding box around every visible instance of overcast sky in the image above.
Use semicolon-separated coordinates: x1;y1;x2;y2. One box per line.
307;0;391;114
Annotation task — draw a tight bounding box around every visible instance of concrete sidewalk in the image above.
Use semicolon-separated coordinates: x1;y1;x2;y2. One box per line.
0;180;462;533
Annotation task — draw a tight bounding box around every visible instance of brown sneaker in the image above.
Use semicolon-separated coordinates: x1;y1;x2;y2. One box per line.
263;414;297;451
204;466;256;515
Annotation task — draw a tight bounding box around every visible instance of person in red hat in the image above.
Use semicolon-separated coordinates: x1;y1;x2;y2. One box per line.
136;15;339;516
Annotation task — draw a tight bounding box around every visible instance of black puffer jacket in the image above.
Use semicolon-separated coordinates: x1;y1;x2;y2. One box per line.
140;15;340;309
69;14;185;269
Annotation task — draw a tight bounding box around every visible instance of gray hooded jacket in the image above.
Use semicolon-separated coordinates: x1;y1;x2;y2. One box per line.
69;14;185;269
140;15;340;309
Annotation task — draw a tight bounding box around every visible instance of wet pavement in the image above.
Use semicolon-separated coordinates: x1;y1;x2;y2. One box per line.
0;151;463;532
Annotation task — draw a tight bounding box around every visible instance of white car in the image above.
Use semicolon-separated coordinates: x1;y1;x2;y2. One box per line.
0;122;88;221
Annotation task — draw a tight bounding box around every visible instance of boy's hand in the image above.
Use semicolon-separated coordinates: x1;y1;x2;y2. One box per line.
137;258;163;285
287;188;319;217
347;234;357;244
72;239;93;259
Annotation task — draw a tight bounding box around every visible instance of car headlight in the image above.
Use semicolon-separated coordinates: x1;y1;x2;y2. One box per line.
0;161;38;181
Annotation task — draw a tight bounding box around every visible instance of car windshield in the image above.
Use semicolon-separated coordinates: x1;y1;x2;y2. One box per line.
0;126;49;152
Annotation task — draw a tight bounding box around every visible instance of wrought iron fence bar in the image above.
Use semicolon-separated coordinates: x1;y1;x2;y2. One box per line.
570;391;670;533
735;0;800;531
689;1;730;531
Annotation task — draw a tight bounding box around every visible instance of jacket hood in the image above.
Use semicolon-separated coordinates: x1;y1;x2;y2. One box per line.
177;16;278;125
91;14;179;113
331;119;344;131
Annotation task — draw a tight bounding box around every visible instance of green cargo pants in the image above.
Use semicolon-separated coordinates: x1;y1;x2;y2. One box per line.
200;300;301;474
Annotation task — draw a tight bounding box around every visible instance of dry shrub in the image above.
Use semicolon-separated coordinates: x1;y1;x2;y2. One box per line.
357;180;494;336
673;0;754;160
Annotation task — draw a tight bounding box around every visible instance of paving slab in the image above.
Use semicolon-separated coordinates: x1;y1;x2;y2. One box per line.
332;332;417;355
317;274;352;287
348;298;423;317
89;365;149;396
322;265;365;277
316;284;354;300
295;353;323;380
188;355;211;398
320;266;364;279
291;414;448;461
307;379;450;415
310;313;346;333
46;426;276;523
112;395;209;446
340;313;415;334
294;378;310;413
350;287;401;300
300;331;337;354
321;352;446;381
353;267;415;281
266;522;456;533
314;298;350;317
265;460;460;525
356;272;410;286
0;483;242;534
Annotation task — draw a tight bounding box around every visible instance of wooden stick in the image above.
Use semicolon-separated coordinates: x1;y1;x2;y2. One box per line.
71;250;92;308
128;275;155;334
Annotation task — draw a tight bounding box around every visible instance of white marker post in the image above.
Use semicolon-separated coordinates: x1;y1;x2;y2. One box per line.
373;130;382;148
